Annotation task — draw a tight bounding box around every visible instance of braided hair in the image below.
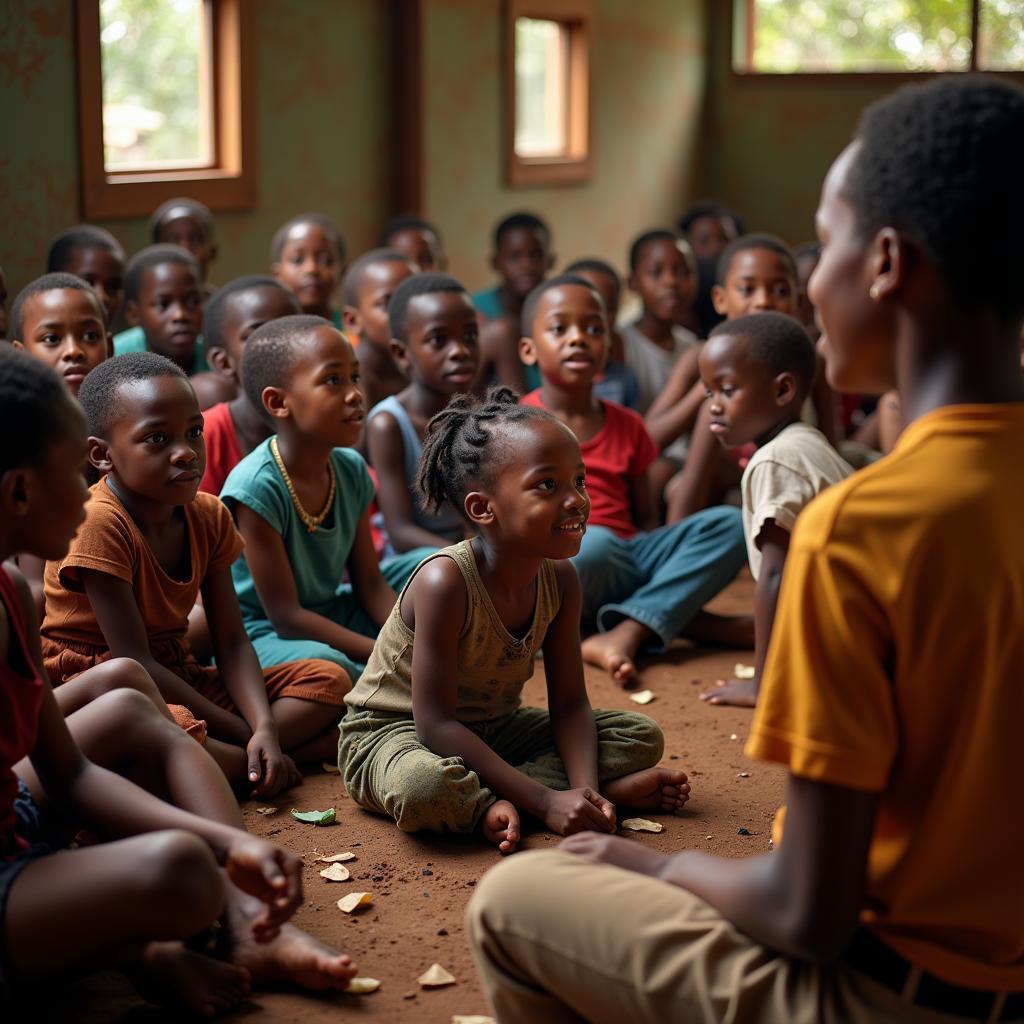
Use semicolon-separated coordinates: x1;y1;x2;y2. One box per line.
416;386;554;519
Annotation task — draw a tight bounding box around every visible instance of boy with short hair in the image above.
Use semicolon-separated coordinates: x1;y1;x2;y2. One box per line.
46;224;126;328
341;247;417;410
113;244;208;374
521;274;747;686
472;211;554;323
378;213;447;272
271;212;346;327
697;312;852;708
150;196;218;291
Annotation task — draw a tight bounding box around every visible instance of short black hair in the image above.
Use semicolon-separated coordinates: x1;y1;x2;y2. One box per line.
628;229;693;274
417;385;557;519
0;347;81;476
10;273;106;341
342;248;416;307
847;75;1024;317
149;197;215;241
521;273;603;338
241;314;334;415
78;351;190;439
387;272;468;341
202;276;299;352
124;244;202;303
677;201;746;237
47;225;125;273
271;213;346;265
378;214;442;247
493;212;550;251
709;312;818;402
716;233;798;286
564;258;620;285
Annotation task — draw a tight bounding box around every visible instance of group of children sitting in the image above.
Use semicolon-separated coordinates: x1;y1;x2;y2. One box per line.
2;73;1022;1023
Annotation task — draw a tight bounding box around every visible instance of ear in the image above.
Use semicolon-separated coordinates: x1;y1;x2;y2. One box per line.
205;346;236;380
207;242;219;265
88;436;113;474
262;385;290;421
10;339;24;350
463;490;495;527
0;467;31;519
711;284;728;316
519;336;538;366
124;299;141;327
772;370;798;408
342;306;361;332
867;227;904;302
389;337;410;372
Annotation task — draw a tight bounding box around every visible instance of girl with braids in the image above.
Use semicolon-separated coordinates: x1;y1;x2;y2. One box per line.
340;387;690;852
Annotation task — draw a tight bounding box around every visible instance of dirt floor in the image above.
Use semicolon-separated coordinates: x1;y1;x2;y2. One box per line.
32;573;783;1023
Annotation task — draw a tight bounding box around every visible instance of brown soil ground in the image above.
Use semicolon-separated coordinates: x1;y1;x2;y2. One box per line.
27;573;783;1023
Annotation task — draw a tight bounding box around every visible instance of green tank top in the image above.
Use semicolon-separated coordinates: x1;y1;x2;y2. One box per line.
344;540;561;721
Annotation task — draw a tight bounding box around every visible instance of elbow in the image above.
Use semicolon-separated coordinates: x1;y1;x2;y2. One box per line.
266;607;304;640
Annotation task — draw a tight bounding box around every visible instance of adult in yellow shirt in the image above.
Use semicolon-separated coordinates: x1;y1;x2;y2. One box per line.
465;76;1024;1023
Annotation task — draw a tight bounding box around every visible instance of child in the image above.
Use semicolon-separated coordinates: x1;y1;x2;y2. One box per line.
619;229;700;423
221;315;427;683
564;258;640;409
40;352;351;776
468;75;1024;1024
191;275;301;413
150;196;218;292
340;247;417;410
366;273;478;552
46;225;126;329
378;213;447;272
271;212;346;327
9;273;109;396
677;200;744;337
472;211;553;323
0;348;357;1010
521;275;748;686
113;244;209;374
697;313;852;708
342;387;688;850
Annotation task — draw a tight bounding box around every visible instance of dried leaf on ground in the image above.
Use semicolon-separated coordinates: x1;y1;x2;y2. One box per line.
290;807;336;826
321;761;341;774
346;977;381;994
621;817;664;833
418;962;457;988
316;851;356;863
337;891;373;913
733;663;755;679
452;1016;496;1023
320;863;351;882
255;806;277;816
628;689;655;705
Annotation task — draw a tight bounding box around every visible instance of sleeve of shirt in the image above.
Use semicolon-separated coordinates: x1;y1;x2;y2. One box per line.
745;459;816;545
745;493;897;792
221;457;288;535
201;494;246;573
336;449;376;517
57;496;136;590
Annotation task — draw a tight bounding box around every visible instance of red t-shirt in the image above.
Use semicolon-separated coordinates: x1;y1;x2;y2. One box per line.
199;402;244;497
522;391;657;538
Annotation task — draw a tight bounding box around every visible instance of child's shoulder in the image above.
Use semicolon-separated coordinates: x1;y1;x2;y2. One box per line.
330;446;373;490
751;422;852;477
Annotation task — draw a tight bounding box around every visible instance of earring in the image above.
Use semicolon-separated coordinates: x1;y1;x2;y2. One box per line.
869;283;882;301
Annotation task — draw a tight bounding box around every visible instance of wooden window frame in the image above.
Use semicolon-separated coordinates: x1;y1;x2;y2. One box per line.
504;0;592;188
75;0;257;219
732;0;1024;80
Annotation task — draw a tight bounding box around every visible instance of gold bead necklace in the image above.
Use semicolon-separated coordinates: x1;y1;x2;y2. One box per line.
270;437;336;532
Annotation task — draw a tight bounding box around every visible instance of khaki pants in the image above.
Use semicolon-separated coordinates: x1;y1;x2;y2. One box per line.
466;850;1017;1024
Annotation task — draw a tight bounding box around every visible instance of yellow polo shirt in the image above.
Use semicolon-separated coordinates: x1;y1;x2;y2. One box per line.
747;404;1024;991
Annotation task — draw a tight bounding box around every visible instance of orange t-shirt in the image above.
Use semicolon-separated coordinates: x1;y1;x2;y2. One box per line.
747;404;1024;991
41;479;243;649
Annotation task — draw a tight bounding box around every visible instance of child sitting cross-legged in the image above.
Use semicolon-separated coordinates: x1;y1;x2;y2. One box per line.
40;353;351;788
341;387;688;852
220;316;430;684
366;273;479;553
521;275;749;687
697;312;852;708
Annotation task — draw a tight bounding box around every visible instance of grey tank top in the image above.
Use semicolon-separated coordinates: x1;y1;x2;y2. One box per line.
344;540;561;721
366;395;465;543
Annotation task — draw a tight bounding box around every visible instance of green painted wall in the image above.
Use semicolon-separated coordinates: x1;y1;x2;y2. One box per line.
421;0;706;290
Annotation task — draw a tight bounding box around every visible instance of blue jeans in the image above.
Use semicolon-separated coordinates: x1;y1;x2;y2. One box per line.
571;506;746;650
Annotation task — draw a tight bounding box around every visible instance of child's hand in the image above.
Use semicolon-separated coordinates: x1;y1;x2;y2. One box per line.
560;832;668;878
246;725;298;798
540;788;616;836
224;834;303;939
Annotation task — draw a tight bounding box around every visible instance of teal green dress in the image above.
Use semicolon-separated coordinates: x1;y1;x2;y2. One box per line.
113;326;210;374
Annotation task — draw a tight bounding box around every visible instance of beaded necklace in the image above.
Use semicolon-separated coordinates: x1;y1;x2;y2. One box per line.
269;437;336;532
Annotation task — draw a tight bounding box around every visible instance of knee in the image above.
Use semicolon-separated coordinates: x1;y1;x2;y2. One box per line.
92;686;163;726
629;713;665;763
572;526;617;570
104;658;161;699
390;756;476;834
138;831;224;932
466;851;558;949
307;659;353;701
695;505;744;542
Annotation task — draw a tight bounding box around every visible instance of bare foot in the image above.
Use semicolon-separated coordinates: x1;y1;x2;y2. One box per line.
131;941;251;1017
482;799;521;854
581;633;638;688
604;767;690;814
700;678;757;708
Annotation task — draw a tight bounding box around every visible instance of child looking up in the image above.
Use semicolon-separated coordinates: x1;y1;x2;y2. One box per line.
40;352;350;780
367;273;478;553
521;275;748;686
150;197;218;292
468;75;1024;1024
271;213;346;326
342;387;688;851
379;213;447;272
697;313;851;708
340;247;417;409
472;211;553;323
191;275;301;414
114;244;208;374
221;316;427;683
9;273;109;396
0;349;358;1010
46;225;125;328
